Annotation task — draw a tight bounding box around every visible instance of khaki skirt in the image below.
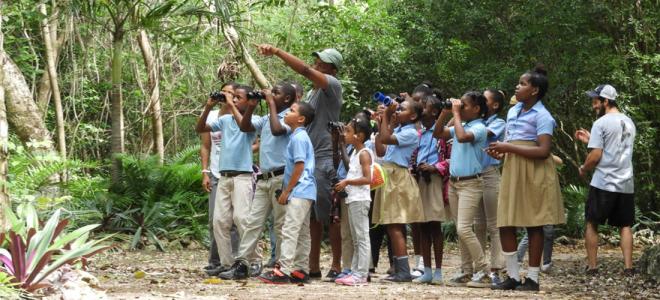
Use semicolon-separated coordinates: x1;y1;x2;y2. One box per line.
418;174;447;222
372;163;424;224
497;141;565;227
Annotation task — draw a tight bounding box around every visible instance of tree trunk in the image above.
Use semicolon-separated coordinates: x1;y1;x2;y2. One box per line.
1;52;55;155
220;24;269;89
137;30;164;163
0;1;10;231
40;4;66;160
110;30;125;185
36;8;68;115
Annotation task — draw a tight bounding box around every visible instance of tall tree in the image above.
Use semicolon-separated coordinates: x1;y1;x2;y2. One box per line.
137;29;164;163
0;0;10;231
40;3;66;159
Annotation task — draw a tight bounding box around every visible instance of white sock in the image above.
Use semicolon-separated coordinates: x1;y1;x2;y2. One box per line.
415;255;422;268
504;251;520;281
527;267;540;283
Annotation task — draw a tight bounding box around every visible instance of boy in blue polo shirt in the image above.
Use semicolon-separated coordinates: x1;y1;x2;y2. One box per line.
258;102;317;284
195;85;260;275
433;91;489;287
218;81;297;280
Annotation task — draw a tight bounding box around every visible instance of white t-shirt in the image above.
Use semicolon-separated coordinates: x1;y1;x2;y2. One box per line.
206;110;222;179
588;113;636;194
345;148;374;203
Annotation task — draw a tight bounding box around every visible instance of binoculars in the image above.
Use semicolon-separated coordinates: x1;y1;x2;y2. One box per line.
327;121;344;131
441;99;464;109
373;92;404;106
209;91;227;102
247;91;265;100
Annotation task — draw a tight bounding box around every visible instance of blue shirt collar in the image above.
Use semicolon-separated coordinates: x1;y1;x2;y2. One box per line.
277;108;290;118
397;123;417;132
292;127;305;135
465;118;484;127
514;100;545;113
421;123;435;132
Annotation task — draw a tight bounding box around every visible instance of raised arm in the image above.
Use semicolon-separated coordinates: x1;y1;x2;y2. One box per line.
432;109;452;140
377;103;399;146
264;90;288;136
195;98;217;133
257;44;329;89
236;99;258;133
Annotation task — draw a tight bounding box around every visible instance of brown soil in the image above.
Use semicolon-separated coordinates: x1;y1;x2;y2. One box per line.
89;242;659;300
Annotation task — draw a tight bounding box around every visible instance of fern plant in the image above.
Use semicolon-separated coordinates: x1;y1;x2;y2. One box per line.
108;146;208;250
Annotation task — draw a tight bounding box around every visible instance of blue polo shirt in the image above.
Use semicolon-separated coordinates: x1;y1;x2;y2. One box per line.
253;109;291;172
384;123;419;167
284;127;317;201
449;119;487;177
209;114;259;172
481;114;506;168
417;124;439;166
504;101;555;142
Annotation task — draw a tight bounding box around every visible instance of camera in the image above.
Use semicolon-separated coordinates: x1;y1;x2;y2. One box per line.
373;92;404;106
209;91;227;102
442;99;464;109
247;91;265;100
327;121;344;131
412;164;432;183
329;178;346;224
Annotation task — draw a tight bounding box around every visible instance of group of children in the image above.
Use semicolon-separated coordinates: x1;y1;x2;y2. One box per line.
196;43;565;291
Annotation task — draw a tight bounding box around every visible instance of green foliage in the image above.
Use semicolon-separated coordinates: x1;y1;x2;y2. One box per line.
556;184;587;238
104;146;208;250
0;272;21;300
0;203;110;292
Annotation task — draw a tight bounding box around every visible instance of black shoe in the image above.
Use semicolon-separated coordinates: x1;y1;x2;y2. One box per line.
383;272;412;282
258;269;291;284
491;277;521;290
369;268;376;274
203;263;219;271
249;263;262;277
264;259;277;269
367;274;371;282
585;267;599;276
623;268;635;277
290;270;310;283
309;271;322;279
515;277;539;291
218;261;249;280
324;269;340;281
205;264;231;276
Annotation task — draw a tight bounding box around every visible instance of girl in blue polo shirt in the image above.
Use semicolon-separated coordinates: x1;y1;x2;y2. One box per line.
433;91;490;288
487;65;565;291
373;100;424;282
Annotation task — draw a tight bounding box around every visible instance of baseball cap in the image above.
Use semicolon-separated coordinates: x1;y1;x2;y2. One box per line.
586;84;618;101
312;48;343;69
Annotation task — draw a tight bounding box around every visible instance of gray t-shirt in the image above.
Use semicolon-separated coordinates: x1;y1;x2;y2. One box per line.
304;74;343;160
588;113;636;194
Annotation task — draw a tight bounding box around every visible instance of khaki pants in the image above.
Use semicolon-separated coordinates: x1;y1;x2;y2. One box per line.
474;166;504;269
340;198;354;270
214;174;254;267
448;178;488;274
279;198;312;276
236;175;286;264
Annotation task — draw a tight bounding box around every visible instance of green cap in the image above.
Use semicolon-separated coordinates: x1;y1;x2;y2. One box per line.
312;48;343;69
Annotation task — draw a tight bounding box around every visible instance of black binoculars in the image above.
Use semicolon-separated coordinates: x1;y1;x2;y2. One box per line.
209;91;227;102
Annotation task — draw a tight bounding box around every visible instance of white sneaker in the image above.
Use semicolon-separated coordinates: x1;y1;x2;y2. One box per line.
411;269;423;278
541;262;552;273
466;271;492;288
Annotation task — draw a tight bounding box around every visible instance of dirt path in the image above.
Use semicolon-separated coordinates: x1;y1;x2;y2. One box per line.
89;243;658;299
